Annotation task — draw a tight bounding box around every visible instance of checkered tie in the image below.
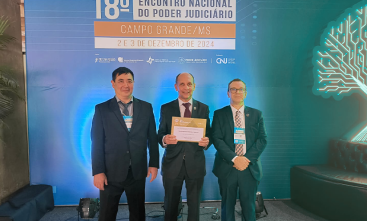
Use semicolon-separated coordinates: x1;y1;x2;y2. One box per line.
235;110;243;156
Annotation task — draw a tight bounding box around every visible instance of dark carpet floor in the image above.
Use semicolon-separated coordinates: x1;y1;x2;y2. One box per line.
40;200;328;221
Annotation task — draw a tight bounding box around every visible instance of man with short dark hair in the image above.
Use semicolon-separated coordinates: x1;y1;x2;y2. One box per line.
212;78;267;221
158;72;211;221
91;67;159;221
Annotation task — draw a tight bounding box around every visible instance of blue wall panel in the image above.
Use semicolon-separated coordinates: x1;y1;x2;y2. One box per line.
25;0;363;205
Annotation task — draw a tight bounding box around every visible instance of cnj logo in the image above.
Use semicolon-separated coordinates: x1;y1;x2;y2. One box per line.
216;57;235;65
216;58;228;64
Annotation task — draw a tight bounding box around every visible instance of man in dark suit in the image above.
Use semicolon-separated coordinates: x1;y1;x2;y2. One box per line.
91;67;159;221
158;73;211;221
212;79;267;221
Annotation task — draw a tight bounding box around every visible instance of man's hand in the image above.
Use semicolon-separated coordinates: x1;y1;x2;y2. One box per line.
147;167;158;182
233;156;250;171
164;135;178;145
198;137;209;147
94;173;108;190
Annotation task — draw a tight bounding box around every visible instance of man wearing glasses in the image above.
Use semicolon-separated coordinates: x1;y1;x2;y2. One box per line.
211;79;267;221
91;67;159;221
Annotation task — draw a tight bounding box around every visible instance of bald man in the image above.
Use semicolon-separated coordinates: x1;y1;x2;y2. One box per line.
158;73;211;221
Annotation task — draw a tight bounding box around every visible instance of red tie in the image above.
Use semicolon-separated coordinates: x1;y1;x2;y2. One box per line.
182;103;191;118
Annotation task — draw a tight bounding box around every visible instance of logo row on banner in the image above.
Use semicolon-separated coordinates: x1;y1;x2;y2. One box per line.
94;56;235;65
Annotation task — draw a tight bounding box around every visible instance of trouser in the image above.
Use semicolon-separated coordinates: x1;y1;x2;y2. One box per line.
163;160;204;221
99;168;146;221
218;167;258;221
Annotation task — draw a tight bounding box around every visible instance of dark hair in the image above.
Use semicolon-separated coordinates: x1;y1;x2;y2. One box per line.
175;72;195;83
228;79;246;92
112;67;134;81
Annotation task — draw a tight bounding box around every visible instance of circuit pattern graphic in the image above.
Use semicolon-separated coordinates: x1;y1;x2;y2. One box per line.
313;1;367;142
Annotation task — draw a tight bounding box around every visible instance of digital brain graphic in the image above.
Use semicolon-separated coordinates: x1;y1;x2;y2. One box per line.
313;1;367;142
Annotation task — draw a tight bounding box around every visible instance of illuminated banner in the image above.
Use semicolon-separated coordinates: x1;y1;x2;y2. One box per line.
26;0;363;206
26;0;253;206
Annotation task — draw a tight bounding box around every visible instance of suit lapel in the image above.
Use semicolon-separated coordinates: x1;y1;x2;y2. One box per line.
244;106;249;143
225;105;234;133
130;97;140;132
245;106;250;129
191;99;198;118
110;98;129;133
172;99;181;117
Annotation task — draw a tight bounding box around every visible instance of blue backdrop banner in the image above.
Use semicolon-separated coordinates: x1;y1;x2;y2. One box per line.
26;0;363;205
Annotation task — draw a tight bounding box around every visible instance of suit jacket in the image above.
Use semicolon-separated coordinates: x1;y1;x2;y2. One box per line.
91;97;159;182
158;99;211;179
212;105;267;181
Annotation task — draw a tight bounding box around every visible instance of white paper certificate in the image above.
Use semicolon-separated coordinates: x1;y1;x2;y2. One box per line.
173;126;204;142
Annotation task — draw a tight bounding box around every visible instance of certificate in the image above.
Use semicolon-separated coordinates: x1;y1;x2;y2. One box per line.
171;117;207;142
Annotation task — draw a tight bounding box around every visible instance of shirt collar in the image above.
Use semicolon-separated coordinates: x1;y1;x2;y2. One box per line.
115;96;133;104
178;98;193;106
230;104;245;114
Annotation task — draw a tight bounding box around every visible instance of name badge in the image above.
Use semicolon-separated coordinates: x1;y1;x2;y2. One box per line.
123;116;133;131
234;127;246;144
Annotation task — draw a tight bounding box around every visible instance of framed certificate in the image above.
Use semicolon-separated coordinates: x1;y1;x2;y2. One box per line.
171;117;207;142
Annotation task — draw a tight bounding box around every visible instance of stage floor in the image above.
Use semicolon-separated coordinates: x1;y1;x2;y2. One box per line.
40;199;328;221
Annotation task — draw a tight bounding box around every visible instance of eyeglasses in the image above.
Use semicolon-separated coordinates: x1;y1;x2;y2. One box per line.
229;88;246;93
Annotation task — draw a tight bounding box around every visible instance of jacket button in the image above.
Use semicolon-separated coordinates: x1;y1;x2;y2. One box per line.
127;151;130;153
